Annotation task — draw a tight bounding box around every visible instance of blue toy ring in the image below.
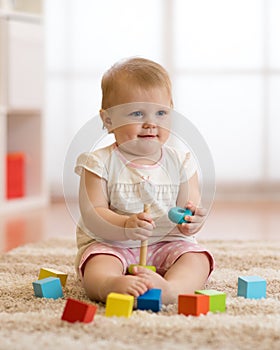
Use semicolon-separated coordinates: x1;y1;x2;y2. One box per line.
168;207;192;224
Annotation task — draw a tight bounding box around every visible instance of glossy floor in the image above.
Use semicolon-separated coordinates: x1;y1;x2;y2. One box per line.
0;200;279;253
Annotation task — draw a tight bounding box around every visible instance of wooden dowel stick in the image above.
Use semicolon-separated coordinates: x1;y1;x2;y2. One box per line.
139;204;150;266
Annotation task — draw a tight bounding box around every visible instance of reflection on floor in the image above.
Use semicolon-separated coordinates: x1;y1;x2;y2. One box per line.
1;200;280;253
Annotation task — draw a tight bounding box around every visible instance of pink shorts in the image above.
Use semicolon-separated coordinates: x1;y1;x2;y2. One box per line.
79;240;215;280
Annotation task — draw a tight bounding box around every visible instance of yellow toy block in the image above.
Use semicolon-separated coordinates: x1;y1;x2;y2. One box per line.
105;293;134;318
38;268;68;287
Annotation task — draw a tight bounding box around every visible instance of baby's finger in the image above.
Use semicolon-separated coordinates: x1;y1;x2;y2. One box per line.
138;220;155;230
184;214;203;224
125;227;151;240
185;201;196;213
136;227;153;238
138;212;153;223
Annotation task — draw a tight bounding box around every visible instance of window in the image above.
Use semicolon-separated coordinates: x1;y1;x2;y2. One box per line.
45;0;280;196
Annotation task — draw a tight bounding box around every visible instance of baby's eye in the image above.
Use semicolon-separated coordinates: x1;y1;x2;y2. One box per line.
156;110;168;117
128;111;144;118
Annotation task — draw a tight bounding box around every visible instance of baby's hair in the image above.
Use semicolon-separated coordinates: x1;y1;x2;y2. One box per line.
101;57;173;109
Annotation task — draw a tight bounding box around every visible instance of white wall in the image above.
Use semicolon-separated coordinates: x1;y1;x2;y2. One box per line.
44;0;280;199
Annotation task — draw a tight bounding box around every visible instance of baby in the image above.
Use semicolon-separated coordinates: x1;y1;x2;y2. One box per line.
74;57;214;305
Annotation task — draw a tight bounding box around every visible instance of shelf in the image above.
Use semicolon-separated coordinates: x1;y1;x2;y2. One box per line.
0;11;48;214
0;195;48;216
7;112;43;196
0;10;42;23
7;108;41;116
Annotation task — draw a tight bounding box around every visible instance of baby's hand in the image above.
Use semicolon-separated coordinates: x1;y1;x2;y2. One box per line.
124;212;156;241
178;201;207;236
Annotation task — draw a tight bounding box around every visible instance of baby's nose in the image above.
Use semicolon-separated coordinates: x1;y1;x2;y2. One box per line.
143;120;156;128
143;114;157;127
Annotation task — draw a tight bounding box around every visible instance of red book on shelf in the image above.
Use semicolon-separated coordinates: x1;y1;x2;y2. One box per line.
6;153;25;199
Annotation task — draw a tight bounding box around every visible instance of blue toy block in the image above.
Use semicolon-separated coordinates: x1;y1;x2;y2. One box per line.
168;207;192;224
32;277;63;299
137;289;162;312
237;276;266;299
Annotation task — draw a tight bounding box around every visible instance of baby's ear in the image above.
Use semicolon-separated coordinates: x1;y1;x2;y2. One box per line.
100;109;112;131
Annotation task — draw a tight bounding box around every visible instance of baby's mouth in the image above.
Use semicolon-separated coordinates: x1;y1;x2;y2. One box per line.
138;135;157;138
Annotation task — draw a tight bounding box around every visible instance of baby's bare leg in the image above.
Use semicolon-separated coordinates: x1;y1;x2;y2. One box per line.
164;252;210;300
133;252;210;305
83;254;153;303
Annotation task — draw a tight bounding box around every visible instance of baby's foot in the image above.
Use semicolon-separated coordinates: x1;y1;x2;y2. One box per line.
132;266;176;305
102;274;153;301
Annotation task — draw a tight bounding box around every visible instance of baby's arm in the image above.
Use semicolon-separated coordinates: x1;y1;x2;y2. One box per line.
176;172;207;236
79;169;154;241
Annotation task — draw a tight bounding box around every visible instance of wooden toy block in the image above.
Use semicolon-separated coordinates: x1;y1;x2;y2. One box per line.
32;277;63;299
195;289;226;313
237;276;266;299
38;268;68;287
168;206;192;224
61;298;97;323
178;294;209;316
137;289;162;312
105;293;134;318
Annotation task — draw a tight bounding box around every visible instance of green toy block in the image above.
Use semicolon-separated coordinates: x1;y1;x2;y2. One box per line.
128;264;156;274
195;289;226;313
105;292;134;318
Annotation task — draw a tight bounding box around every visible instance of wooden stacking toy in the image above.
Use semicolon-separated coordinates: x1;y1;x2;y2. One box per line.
128;204;156;274
168;206;192;224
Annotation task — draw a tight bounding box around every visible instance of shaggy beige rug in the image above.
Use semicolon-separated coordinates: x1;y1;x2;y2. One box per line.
0;239;280;350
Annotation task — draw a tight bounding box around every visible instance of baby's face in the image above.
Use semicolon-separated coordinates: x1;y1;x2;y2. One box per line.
105;86;172;158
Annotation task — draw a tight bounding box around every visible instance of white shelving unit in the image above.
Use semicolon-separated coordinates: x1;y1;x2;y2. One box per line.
0;10;48;215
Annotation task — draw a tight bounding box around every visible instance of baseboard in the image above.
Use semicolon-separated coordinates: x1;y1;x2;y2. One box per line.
215;183;280;202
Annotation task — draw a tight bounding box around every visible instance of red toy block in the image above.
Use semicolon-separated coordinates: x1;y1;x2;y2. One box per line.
178;294;209;316
61;298;97;323
6;153;25;199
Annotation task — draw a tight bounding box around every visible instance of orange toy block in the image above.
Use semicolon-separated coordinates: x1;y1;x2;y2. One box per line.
61;298;97;323
38;268;68;287
178;294;209;316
